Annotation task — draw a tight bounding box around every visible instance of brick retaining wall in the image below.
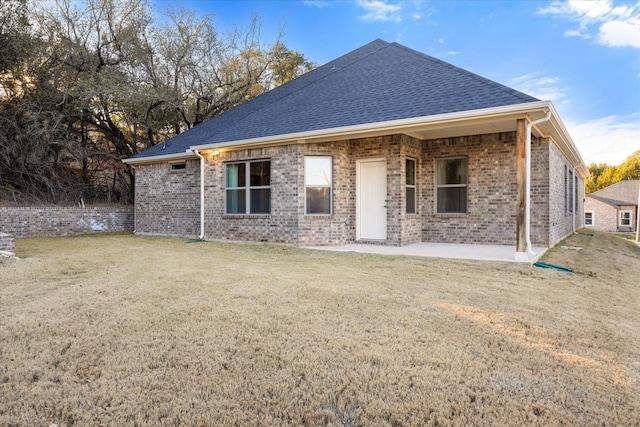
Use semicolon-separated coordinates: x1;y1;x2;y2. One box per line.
0;232;14;254
0;206;134;238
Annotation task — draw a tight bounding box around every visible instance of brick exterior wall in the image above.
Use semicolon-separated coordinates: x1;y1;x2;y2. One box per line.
132;131;583;248
547;141;584;245
0;233;14;254
421;133;521;245
0;206;134;238
585;197;637;232
134;160;200;237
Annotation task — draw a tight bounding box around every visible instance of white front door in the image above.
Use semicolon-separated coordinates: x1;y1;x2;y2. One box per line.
357;159;387;240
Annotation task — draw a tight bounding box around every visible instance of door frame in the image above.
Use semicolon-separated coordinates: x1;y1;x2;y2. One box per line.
356;158;387;241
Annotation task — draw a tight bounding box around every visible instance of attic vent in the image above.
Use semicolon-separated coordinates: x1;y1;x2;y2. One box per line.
171;162;186;171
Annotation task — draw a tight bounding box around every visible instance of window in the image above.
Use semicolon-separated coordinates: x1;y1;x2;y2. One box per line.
225;160;270;214
436;158;467;213
620;210;632;227
170;162;186;171
568;169;574;213
564;166;568;213
406;158;416;214
584;211;594;226
305;157;332;215
575;175;579;213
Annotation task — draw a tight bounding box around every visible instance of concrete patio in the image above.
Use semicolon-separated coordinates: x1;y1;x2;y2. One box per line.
305;242;548;264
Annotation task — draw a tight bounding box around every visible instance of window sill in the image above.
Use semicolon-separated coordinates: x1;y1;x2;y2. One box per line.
434;212;467;217
223;214;271;219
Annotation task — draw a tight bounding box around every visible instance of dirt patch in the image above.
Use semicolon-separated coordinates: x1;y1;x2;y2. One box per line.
0;231;638;425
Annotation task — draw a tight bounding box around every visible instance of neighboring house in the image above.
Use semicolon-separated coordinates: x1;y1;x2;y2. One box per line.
585;180;640;233
123;39;588;259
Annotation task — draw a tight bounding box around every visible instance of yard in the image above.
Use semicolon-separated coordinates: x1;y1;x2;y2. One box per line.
0;231;639;426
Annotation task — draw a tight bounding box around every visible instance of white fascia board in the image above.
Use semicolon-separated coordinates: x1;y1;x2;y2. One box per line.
190;101;554;152
122;150;198;165
534;102;590;179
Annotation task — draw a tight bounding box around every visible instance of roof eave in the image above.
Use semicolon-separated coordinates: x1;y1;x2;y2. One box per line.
533;102;590;179
191;101;554;150
125;101;589;178
122;151;198;166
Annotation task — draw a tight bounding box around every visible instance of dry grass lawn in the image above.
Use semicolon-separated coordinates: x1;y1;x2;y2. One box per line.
1;231;639;426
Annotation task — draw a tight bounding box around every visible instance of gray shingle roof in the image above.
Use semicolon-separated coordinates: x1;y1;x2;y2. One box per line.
588;180;640;206
131;39;539;160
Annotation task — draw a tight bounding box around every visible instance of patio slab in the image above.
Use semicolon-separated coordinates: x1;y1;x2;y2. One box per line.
304;242;548;264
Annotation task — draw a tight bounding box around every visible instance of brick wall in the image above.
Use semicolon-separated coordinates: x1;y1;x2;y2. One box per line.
132;131;581;248
399;135;423;245
203;145;300;244
0;206;134;238
547;141;584;245
297;141;353;246
0;233;14;254
134;160;200;237
421;132;522;245
585;197;636;232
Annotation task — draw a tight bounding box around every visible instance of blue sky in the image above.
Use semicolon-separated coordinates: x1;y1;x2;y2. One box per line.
154;0;640;166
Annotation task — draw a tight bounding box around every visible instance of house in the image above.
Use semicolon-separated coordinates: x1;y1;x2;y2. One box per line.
585;180;639;233
123;39;588;260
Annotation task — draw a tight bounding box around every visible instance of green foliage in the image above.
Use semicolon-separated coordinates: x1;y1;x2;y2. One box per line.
586;150;640;193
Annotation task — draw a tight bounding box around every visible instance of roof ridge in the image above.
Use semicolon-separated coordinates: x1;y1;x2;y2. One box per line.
389;42;539;103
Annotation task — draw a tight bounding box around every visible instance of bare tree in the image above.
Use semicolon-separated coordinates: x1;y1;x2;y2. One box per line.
0;0;315;205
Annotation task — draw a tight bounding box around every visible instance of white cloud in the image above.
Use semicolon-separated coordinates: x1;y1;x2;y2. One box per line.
538;0;640;49
357;0;402;23
598;18;640;48
508;74;571;103
302;1;331;8
564;29;591;39
356;0;431;23
565;114;640;165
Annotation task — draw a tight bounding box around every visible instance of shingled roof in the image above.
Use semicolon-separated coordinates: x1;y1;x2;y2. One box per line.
588;180;640;207
129;39;539;160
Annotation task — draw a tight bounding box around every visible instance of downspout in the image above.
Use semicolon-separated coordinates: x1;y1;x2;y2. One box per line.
525;111;552;257
130;165;136;234
193;149;205;240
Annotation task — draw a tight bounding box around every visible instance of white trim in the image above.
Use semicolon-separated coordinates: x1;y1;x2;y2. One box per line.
356;158;387;240
619;210;632;227
304;156;333;216
192;150;205;240
225;159;271;215
123;101;589;181
405;157;417;214
122;151;197;165
170;162;186;171
191;102;553;151
584;211;594;227
435;157;468;214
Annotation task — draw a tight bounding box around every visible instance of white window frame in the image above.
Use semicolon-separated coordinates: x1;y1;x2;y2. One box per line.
584;211;594;226
406;158;416;214
170;162;186;171
225;159;271;215
304;156;333;215
619;210;632;227
436;157;468;214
